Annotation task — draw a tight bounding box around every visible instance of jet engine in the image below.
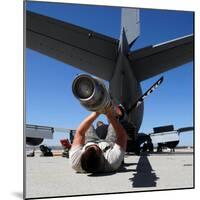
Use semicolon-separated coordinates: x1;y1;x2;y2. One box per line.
26;137;44;146
72;74;111;112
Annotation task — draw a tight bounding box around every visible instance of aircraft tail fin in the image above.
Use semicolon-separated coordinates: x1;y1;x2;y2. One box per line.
120;8;140;47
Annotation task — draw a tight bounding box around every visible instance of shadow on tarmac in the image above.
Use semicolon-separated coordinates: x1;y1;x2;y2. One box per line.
88;171;116;177
129;153;159;187
87;162;138;177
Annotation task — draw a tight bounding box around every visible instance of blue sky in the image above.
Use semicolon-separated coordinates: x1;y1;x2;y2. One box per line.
26;2;194;146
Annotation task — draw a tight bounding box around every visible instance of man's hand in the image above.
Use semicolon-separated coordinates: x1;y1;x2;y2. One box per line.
99;104;124;120
97;101;113;114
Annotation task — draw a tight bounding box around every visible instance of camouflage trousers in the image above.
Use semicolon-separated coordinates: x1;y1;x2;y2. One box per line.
85;124;116;145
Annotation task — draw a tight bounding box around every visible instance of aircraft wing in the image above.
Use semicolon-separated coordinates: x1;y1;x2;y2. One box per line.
26;124;75;139
177;126;194;133
128;34;194;82
26;11;119;81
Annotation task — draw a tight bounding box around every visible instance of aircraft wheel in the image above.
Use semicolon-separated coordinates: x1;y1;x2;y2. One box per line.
135;134;154;155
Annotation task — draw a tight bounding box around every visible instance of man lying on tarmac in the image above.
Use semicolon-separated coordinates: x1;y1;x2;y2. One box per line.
69;108;128;174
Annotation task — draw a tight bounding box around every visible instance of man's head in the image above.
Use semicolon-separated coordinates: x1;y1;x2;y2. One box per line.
80;144;104;173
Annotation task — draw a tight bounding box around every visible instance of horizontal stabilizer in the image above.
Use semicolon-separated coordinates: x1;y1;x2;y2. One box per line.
26;11;119;81
128;34;194;81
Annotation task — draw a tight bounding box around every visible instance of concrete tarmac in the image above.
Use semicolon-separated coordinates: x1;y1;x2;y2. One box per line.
25;149;194;199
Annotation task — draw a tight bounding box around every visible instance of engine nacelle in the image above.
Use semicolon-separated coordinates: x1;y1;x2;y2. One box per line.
72;74;111;112
26;137;44;146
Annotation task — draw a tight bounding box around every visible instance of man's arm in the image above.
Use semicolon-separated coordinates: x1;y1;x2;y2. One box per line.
106;110;128;151
71;112;100;147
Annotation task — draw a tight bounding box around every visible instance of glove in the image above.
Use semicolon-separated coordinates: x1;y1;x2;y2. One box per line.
97;101;113;114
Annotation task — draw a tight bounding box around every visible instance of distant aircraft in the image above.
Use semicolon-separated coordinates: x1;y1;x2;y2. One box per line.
26;124;75;146
26;8;194;154
26;123;76;157
147;125;193;152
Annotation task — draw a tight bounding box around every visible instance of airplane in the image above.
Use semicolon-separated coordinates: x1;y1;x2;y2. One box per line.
26;124;75;157
25;7;194;154
26;124;75;146
147;125;194;152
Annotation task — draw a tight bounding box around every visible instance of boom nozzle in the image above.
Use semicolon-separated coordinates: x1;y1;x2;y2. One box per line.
72;74;111;112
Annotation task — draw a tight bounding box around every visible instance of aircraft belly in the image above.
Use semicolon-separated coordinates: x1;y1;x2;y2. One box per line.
109;53;143;132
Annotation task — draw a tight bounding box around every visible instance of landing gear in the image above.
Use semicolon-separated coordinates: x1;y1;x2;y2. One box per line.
157;143;163;152
120;120;153;155
27;148;35;157
133;133;154;155
39;145;53;157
